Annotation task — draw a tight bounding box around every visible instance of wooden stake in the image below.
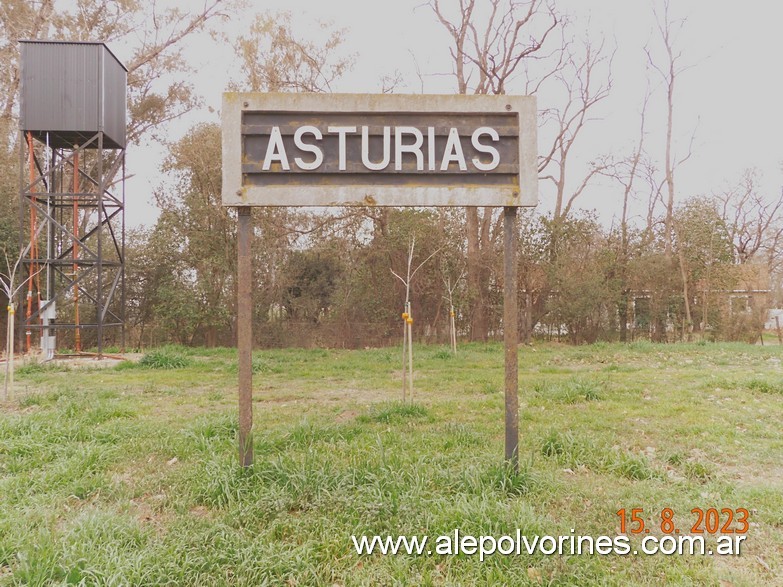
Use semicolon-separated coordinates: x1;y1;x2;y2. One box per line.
401;305;407;402
4;305;10;402
9;305;13;400
450;305;457;354
407;302;414;403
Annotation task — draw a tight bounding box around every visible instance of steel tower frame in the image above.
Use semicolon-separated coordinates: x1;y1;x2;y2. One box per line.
19;130;125;356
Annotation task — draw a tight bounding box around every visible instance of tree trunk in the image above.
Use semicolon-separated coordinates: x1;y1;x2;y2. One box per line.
618;292;629;342
677;246;692;338
466;207;488;341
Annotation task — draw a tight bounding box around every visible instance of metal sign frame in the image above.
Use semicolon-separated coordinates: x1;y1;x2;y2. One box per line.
222;92;538;471
222;92;537;208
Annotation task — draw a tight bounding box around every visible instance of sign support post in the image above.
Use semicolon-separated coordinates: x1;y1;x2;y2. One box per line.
503;206;519;471
237;206;254;467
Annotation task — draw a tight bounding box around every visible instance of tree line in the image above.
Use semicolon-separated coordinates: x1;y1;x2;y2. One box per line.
1;0;781;350
127;155;781;348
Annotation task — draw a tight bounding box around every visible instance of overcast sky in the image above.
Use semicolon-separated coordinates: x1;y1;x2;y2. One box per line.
122;0;783;228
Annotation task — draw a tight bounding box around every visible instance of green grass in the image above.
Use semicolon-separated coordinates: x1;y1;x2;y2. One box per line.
747;378;783;395
356;402;431;424
138;346;192;369
0;341;781;585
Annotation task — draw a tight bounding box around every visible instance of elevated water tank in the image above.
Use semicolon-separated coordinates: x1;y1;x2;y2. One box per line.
19;40;127;149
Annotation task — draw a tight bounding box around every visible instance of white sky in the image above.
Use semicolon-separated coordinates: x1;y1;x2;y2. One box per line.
122;0;783;229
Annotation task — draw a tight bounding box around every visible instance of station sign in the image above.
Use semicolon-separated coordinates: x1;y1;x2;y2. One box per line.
222;93;537;207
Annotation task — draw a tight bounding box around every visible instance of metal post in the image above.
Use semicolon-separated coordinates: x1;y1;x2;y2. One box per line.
120;152;126;352
26;131;36;353
97;132;104;357
237;206;254;467
17;132;24;354
47;149;55;303
503;206;519;471
73;145;81;353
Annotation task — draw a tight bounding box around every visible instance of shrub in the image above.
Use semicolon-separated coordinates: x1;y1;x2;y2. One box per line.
139;348;191;369
747;379;783;395
432;348;453;360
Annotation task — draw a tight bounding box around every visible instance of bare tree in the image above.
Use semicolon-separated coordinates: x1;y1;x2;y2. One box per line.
429;0;559;95
0;247;44;401
538;37;614;222
442;265;465;353
640;158;665;245
391;238;441;403
718;169;783;264
646;0;697;334
428;0;559;340
602;89;650;340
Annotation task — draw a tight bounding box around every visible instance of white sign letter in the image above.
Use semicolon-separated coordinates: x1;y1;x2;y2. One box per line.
293;125;323;170
395;126;424;171
471;127;500;171
441;127;467;171
427;126;436;171
361;126;391;171
328;126;356;171
263;126;289;171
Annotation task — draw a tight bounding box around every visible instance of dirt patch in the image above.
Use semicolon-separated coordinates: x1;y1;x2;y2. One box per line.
724;463;783;489
255;395;305;404
189;505;214;519
0;402;39;414
129;494;171;534
255;386;391;406
335;410;358;423
49;352;142;369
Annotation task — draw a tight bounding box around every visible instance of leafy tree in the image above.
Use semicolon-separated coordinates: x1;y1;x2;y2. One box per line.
541;212;620;343
672;196;737;336
153;122;235;346
283;248;343;322
229;11;353;93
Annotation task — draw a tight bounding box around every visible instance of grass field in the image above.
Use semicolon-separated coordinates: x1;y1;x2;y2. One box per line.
0;341;782;586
